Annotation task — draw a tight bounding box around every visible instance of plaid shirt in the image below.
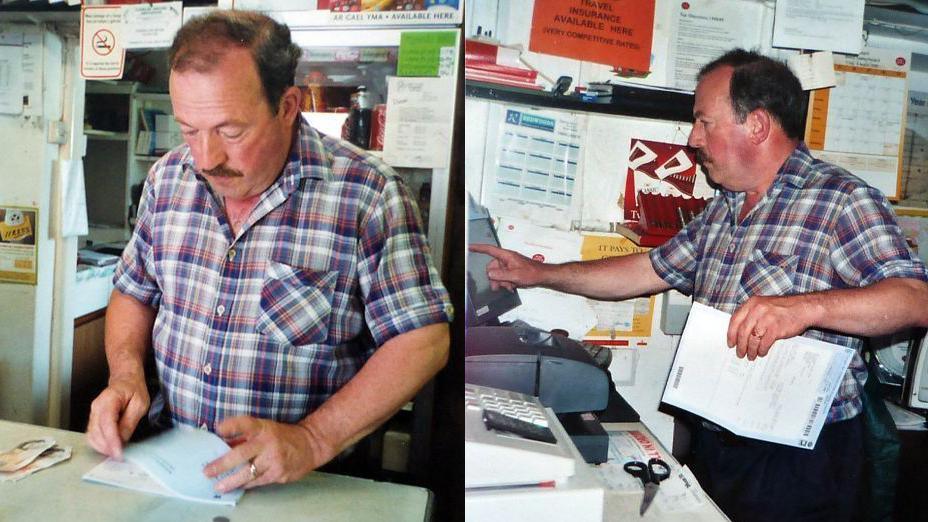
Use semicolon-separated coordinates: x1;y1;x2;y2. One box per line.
651;143;927;423
114;118;453;430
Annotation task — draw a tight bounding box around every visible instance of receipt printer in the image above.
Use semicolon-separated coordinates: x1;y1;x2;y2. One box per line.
465;325;609;413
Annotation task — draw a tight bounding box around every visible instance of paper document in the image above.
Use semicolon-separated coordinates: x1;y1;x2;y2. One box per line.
661;302;854;449
383;76;454;169
772;0;865;54
592;430;667;493
668;0;764;92
495;218;595;338
122;2;184;49
82;426;244;505
787;51;836;91
594;430;709;517
0;39;24;115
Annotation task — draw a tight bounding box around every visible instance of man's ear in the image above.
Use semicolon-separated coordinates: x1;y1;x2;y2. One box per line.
746;109;771;145
278;86;303;123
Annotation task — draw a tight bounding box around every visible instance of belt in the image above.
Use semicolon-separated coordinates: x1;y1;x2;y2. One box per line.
700;420;748;447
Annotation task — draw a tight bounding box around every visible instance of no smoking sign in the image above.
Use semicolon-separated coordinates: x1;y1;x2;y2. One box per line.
92;29;116;56
80;6;124;79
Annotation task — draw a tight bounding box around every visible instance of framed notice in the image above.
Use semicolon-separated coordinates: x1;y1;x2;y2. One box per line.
0;206;38;285
529;0;655;73
580;233;655;347
80;4;125;80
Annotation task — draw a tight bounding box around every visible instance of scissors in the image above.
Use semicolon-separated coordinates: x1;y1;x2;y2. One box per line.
624;457;671;516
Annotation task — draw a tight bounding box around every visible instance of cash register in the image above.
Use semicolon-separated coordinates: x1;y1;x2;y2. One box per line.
464;203;607;521
465;201;617;450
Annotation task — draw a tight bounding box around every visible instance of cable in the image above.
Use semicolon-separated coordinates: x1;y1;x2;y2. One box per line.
868;0;928;15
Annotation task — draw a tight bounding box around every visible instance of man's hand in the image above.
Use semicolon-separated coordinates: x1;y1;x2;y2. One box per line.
86;374;150;459
205;416;335;492
469;243;547;291
727;295;812;360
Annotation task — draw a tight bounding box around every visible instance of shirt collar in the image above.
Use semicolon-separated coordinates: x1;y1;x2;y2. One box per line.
719;141;812;211
775;141;813;190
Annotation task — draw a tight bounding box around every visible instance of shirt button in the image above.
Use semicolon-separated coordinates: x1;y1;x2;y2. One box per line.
728;243;735;253
216;305;225;316
228;248;236;261
203;363;212;375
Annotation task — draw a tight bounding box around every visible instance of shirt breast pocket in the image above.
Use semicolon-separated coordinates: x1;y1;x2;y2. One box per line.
257;260;337;346
740;250;798;297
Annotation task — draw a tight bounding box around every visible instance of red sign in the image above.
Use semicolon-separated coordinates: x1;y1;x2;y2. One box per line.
529;0;655;72
624;139;698;222
92;30;116;56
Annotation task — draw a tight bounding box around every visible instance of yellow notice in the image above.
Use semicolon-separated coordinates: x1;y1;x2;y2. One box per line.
0;206;38;285
580;233;654;346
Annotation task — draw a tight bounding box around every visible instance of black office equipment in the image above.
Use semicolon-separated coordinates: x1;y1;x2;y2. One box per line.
905;331;928;410
556;411;609;464
464;325;609;414
465;194;620;464
466;199;521;327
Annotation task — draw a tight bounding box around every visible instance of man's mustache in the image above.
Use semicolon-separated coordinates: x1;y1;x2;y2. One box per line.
202;165;244;178
695;150;709;164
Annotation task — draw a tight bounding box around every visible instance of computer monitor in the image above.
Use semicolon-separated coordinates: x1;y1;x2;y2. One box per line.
466;201;521;327
905;331;928;410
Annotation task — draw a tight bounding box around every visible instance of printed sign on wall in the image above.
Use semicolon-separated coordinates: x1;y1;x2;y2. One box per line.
80;5;125;80
0;206;38;285
529;0;655;73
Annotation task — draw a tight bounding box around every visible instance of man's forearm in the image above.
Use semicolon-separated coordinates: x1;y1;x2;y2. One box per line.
800;278;928;336
298;322;449;458
104;289;156;381
541;252;671;300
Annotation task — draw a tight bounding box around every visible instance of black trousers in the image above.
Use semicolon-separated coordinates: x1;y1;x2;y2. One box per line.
688;415;864;522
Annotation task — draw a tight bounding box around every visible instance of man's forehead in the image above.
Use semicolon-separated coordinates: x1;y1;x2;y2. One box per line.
694;68;732;109
170;51;262;97
170;46;258;83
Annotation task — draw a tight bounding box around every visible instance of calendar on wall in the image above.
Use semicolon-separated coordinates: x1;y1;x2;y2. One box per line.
805;47;910;199
482;105;585;227
901;90;928;208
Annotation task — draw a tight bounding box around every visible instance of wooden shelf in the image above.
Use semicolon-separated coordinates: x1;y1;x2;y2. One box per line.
85;80;137;96
465;80;694;122
85;129;129;141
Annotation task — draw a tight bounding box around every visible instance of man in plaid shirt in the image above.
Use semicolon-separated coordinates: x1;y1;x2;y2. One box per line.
85;11;452;493
472;49;928;520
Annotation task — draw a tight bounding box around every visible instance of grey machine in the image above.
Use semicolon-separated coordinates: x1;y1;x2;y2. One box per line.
466;199;611;462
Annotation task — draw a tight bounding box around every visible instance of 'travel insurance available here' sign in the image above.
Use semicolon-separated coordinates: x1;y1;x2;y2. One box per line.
529;0;655;73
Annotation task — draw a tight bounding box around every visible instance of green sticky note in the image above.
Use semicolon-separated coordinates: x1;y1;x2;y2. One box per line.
397;31;457;77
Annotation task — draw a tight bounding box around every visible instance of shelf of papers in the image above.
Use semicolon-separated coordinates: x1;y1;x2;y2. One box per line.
465;80;694;122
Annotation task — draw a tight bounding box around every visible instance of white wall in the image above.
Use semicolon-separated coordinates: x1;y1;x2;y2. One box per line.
0;26;76;426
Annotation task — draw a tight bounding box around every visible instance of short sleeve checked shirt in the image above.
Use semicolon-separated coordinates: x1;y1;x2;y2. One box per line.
650;143;927;423
113;118;453;430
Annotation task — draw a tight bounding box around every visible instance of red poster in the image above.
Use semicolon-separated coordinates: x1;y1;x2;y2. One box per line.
624;139;698;222
529;0;655;73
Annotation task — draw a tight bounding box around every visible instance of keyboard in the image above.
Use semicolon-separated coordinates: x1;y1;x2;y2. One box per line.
465;383;576;488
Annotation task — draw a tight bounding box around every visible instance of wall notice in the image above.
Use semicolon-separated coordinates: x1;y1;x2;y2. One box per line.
529;0;655;73
80;5;125;80
0;206;38;285
580;233;655;346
